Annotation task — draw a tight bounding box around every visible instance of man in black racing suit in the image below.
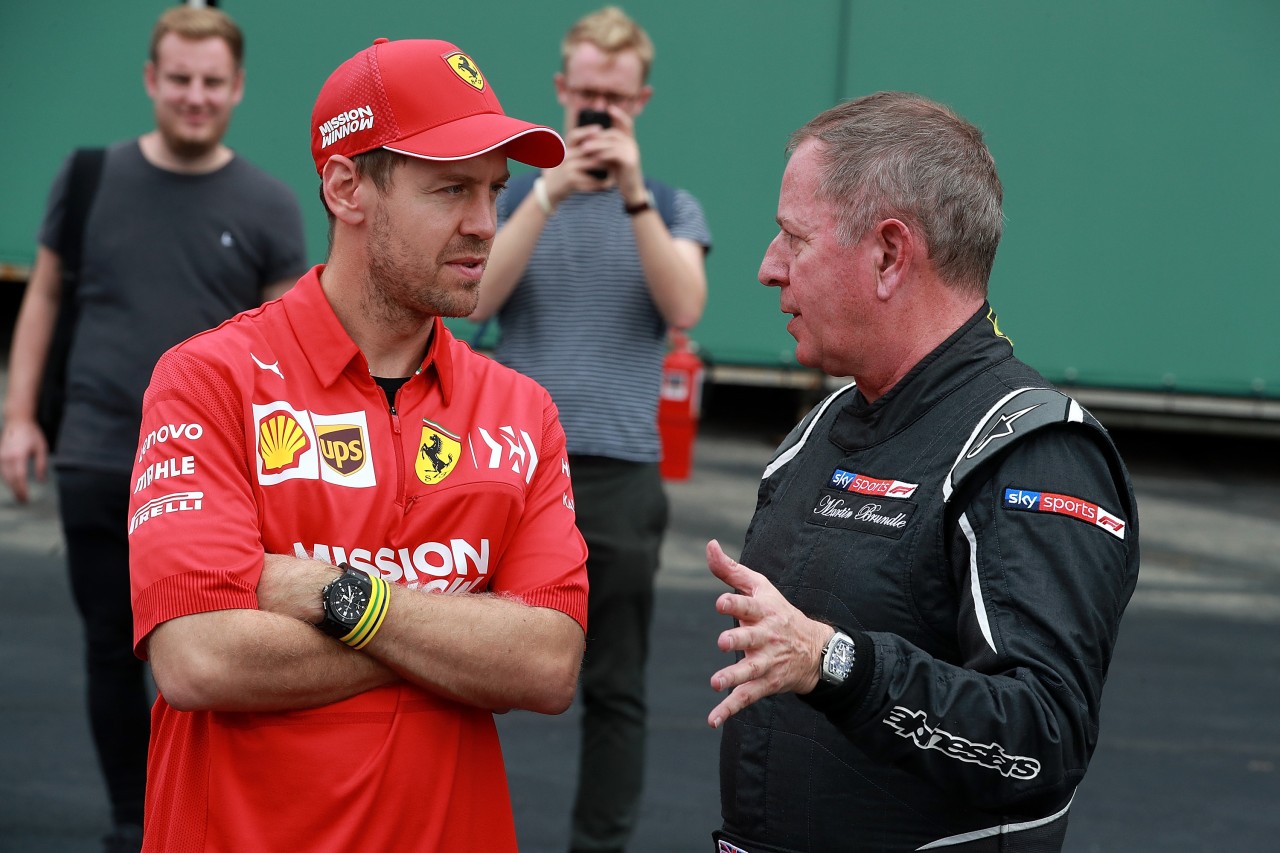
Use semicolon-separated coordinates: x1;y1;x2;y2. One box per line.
705;93;1140;853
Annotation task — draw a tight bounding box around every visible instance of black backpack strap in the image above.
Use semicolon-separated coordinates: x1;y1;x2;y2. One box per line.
37;147;106;443
58;147;107;292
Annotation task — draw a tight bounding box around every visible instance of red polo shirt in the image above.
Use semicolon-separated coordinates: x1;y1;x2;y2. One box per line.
128;266;588;851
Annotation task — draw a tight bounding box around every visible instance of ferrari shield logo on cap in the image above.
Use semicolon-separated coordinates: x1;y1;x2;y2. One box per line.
446;52;485;90
416;420;460;485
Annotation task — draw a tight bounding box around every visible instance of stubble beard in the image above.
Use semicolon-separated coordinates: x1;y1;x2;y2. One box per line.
156;110;228;164
364;208;488;327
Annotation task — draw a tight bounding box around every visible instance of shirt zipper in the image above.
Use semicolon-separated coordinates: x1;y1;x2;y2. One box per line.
389;392;406;507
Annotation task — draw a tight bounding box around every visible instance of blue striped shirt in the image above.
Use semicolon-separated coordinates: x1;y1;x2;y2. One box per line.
494;185;711;461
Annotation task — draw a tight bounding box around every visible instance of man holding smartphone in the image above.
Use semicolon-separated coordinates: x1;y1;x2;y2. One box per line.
471;7;711;852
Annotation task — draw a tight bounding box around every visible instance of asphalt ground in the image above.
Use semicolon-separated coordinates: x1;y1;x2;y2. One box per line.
2;386;1279;852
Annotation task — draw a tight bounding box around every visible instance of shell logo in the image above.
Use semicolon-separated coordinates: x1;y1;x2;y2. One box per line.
259;411;311;474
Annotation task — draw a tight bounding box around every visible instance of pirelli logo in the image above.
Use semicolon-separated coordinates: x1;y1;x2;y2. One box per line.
129;491;204;534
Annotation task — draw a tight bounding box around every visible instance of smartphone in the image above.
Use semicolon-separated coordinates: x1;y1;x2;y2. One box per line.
576;108;612;180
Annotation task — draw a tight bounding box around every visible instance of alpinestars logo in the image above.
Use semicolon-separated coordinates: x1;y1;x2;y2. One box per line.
966;404;1041;459
883;706;1041;780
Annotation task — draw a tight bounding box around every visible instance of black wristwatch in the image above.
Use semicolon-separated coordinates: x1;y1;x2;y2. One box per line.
319;563;389;649
819;630;857;685
624;189;656;216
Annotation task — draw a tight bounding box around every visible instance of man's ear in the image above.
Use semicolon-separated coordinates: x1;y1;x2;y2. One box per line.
872;218;914;301
630;84;653;118
229;68;245;109
553;72;570;108
321;155;366;226
143;61;158;100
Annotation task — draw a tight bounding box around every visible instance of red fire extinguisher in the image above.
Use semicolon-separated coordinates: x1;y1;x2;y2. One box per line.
657;329;705;481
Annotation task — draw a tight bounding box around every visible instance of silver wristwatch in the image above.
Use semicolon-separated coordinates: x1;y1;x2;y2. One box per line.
820;630;857;685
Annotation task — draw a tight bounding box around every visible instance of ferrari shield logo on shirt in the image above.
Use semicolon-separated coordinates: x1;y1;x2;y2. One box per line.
416;419;460;485
255;403;319;483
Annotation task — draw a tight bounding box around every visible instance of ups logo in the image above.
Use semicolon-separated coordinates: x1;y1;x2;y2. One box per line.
317;424;366;477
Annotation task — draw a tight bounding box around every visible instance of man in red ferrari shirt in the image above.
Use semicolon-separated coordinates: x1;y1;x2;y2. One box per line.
126;38;587;851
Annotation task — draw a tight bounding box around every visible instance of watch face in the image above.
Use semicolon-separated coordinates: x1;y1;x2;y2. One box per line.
328;578;369;625
828;639;855;678
823;634;856;684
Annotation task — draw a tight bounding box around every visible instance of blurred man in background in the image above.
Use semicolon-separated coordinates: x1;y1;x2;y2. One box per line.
471;7;711;851
0;7;305;851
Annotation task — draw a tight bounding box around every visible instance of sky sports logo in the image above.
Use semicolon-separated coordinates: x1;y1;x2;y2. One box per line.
1003;488;1126;539
829;468;919;499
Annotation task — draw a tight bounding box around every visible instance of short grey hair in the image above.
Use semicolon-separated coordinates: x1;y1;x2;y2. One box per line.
789;91;1003;294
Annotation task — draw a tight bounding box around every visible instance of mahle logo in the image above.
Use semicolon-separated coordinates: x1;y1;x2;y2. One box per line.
318;423;366;477
446;53;485;90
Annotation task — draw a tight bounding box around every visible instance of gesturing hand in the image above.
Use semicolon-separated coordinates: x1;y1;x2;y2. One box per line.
705;539;834;729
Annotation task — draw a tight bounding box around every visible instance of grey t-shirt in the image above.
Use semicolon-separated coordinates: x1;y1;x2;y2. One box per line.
39;139;307;472
494;184;711;462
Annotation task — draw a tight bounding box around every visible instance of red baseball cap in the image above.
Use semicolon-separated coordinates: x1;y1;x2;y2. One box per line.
311;38;565;174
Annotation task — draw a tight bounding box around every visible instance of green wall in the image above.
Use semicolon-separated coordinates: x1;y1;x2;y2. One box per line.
2;1;1276;397
838;1;1280;397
